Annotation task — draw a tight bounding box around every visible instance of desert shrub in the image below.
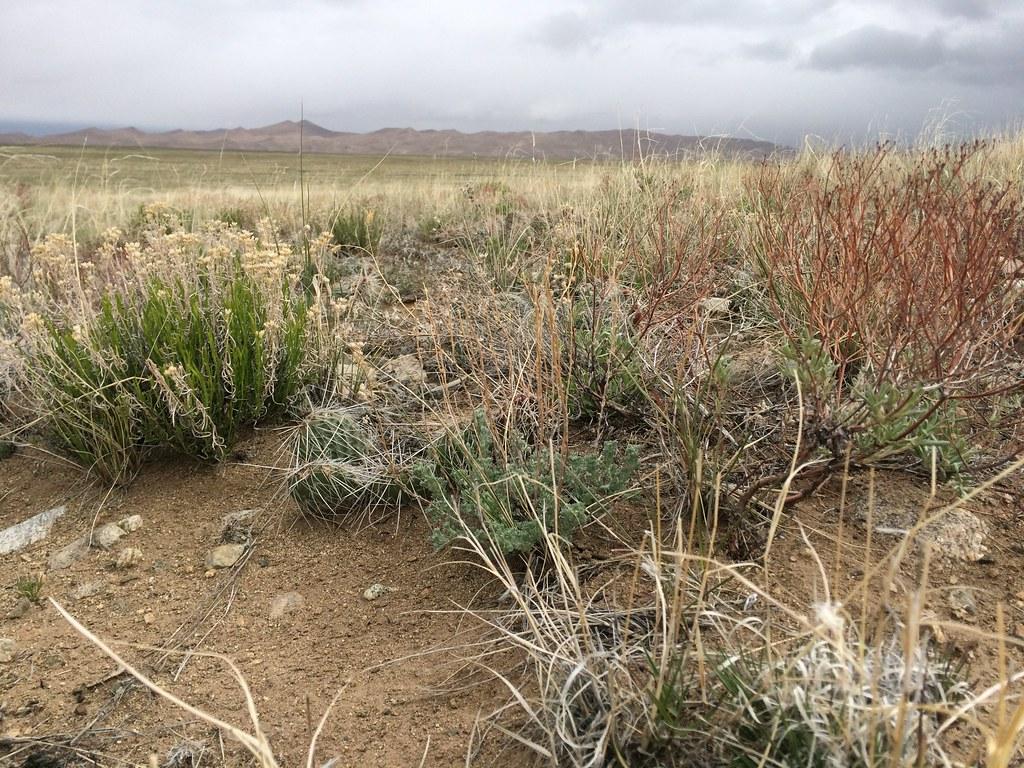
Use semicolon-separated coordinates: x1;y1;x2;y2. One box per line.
562;295;648;423
287;407;414;517
737;144;1024;507
415;409;639;555
328;206;383;254
752;143;1021;391
31;263;316;482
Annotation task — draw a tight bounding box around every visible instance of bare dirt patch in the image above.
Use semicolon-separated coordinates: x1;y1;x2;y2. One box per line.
0;432;511;767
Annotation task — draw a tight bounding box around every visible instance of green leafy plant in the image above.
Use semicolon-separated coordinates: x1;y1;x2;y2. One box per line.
853;381;972;482
564;297;647;423
415;409;640;555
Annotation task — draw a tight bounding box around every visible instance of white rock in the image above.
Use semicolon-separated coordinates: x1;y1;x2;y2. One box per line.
0;506;66;556
115;547;143;569
91;523;125;551
206;544;245;569
269;592;306;619
699;297;731;317
118;514;144;533
362;583;392;601
72;581;105;600
380;355;427;388
921;509;989;562
0;638;15;664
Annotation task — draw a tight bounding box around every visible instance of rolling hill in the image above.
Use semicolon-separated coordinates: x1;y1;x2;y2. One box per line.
0;120;783;159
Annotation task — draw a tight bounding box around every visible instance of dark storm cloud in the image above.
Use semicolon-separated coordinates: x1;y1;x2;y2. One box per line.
809;26;949;71
808;22;1024;85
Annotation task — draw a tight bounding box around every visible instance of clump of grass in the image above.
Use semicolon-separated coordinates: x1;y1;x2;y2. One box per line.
451;499;1003;768
328;205;383;254
29;260;321;483
415;408;639;555
287;406;415;518
15;572;45;603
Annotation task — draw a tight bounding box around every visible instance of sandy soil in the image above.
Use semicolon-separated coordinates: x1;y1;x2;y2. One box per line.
0;431;514;768
1;431;1022;767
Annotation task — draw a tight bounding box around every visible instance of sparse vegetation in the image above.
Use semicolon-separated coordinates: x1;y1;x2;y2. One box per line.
1;138;1023;767
14;572;45;603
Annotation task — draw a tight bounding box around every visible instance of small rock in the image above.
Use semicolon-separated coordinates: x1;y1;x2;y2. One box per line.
206;544;245;569
1014;624;1024;641
698;297;731;318
0;506;67;556
257;556;270;568
115;547;143;569
91;523;125;551
74;703;88;716
118;514;144;533
921;510;989;562
380;354;427;389
947;586;977;621
362;583;392;601
48;537;89;571
5;597;32;620
0;638;15;663
72;581;104;600
143;612;155;625
221;510;255;545
269;592;306;619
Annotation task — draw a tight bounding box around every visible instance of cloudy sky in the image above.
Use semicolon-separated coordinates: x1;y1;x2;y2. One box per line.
1;0;1022;145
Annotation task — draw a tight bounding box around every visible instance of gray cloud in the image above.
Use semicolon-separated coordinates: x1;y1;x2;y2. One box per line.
809;26;948;71
742;39;796;61
534;0;838;52
807;22;1024;86
1;0;1023;147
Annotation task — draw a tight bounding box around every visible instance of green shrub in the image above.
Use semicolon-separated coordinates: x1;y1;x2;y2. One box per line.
564;298;647;423
288;408;412;517
35;264;313;482
329;206;383;253
853;381;972;482
415;409;639;555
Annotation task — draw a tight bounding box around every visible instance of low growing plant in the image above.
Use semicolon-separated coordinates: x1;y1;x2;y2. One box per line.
415;409;640;555
288;407;414;518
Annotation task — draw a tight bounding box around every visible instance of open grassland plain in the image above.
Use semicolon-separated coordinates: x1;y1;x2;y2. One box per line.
0;139;1022;767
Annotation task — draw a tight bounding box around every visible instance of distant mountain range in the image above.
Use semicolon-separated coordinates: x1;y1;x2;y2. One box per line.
0;120;784;159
